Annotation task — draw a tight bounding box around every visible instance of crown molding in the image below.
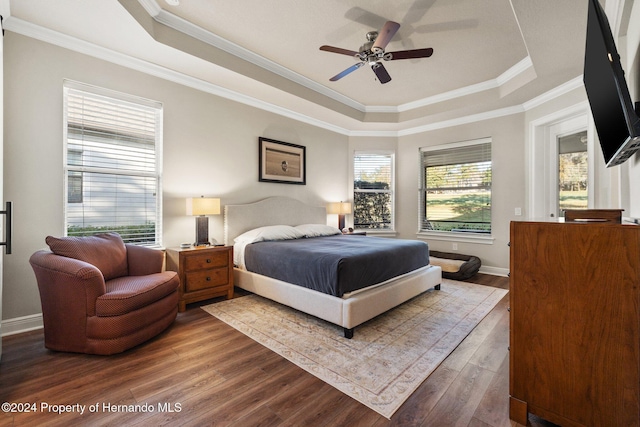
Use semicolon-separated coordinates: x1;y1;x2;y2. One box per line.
141;0;541;116
4;16;352;136
4;13;582;138
522;76;584;111
396;56;535;112
148;3;367;113
398;105;525;136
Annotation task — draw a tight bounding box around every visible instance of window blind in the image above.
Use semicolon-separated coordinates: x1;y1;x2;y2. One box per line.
354;153;392;190
420;141;491;233
64;82;162;245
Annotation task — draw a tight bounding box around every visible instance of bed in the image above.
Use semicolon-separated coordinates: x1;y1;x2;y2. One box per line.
224;197;442;338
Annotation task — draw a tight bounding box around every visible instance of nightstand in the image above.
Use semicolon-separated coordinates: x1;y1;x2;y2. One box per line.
166;245;234;312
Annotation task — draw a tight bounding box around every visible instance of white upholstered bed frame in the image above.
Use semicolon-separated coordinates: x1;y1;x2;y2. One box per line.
224;197;442;338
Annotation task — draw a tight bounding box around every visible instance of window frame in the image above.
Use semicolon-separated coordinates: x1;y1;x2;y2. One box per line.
417;138;494;245
352;150;396;234
62;80;163;247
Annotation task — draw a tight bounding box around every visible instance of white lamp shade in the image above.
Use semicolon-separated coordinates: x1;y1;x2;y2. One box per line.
187;197;221;216
327;202;352;215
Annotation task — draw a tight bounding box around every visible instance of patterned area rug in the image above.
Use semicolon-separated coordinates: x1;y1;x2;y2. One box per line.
201;280;508;418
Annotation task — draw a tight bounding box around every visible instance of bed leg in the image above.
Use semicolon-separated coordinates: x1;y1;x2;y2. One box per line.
344;328;354;339
435;284;441;290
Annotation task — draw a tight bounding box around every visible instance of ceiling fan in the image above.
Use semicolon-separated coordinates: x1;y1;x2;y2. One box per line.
319;20;434;84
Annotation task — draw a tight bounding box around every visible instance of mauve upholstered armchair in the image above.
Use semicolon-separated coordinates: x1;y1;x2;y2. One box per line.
29;233;179;355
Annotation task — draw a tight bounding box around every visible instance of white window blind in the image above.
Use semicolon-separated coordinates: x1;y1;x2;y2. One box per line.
63;82;163;246
420;140;491;233
353;152;394;230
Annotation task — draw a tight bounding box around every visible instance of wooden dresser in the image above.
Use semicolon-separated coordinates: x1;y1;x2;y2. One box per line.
509;220;640;426
166;245;234;312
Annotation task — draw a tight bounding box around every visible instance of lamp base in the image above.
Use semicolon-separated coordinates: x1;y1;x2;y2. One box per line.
194;216;210;246
338;214;346;231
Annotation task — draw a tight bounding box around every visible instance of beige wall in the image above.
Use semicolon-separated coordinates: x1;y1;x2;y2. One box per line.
396;115;526;272
3;33;349;321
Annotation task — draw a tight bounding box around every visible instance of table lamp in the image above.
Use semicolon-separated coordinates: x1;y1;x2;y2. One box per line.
187;196;220;246
328;201;352;230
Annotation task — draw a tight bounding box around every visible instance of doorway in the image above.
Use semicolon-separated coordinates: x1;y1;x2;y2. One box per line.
527;103;592;220
557;131;589;217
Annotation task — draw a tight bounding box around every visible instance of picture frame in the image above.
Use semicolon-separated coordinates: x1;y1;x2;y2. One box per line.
259;137;306;185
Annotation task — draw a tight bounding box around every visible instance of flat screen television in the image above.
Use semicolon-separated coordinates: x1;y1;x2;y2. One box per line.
583;0;640;167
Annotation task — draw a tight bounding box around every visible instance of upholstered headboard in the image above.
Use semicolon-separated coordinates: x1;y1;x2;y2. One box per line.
224;197;327;245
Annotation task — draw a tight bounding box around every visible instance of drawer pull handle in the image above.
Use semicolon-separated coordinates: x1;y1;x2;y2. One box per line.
206;259;212;263
206;277;211;281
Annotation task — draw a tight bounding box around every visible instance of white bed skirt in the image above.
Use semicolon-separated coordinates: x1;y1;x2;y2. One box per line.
234;264;442;332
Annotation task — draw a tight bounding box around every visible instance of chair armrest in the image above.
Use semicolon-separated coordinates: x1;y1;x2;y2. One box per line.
29;250;106;317
126;244;164;275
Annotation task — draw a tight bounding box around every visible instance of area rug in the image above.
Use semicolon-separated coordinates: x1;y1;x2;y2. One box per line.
201;280;508;418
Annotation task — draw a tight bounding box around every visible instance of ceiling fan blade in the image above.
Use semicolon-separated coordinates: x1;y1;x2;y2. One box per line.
386;47;434;60
330;62;365;81
320;45;360;57
371;63;391;84
372;21;400;52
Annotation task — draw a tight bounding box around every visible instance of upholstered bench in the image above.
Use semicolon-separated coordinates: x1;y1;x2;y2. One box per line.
429;250;481;281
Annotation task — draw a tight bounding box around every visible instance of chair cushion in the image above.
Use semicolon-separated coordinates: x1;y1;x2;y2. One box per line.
46;233;128;281
96;272;179;316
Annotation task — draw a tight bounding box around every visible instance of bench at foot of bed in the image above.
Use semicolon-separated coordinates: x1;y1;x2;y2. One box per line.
342;282;441;339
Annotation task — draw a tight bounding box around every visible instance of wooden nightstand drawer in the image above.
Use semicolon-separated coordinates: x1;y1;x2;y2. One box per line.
185;267;229;292
166;245;234;312
184;251;228;271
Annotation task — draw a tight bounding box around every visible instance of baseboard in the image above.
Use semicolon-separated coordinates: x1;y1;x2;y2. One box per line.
1;313;43;337
479;265;509;277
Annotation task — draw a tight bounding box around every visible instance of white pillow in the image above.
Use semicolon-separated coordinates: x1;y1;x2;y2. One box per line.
233;225;305;244
295;223;342;237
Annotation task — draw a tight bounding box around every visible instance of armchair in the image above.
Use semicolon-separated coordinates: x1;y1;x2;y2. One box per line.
29;233;179;355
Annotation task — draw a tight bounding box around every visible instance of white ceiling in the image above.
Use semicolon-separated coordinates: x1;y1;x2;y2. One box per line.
4;0;589;134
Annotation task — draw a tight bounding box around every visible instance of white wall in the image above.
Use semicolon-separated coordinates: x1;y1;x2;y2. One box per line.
2;33;349;322
623;0;640;217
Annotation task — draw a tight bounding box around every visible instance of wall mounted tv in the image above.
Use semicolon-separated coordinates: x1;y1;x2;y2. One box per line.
583;0;640;167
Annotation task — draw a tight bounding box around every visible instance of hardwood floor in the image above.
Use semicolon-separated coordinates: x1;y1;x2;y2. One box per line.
0;274;556;426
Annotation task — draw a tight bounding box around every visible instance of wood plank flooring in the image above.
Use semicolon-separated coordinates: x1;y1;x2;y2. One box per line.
0;274;557;426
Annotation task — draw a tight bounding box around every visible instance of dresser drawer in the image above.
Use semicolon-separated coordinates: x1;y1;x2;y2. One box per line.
185;267;229;292
166;245;234;312
184;251;228;271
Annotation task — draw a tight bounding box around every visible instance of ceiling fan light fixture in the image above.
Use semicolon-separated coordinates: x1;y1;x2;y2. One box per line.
319;20;433;84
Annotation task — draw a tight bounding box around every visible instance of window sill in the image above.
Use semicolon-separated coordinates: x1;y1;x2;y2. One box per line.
416;230;494;245
357;230;398;238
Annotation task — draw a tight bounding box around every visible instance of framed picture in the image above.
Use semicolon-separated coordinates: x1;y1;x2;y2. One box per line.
259;137;306;185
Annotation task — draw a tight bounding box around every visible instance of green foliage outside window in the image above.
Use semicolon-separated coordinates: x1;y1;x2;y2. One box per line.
354;179;391;229
67;222;156;245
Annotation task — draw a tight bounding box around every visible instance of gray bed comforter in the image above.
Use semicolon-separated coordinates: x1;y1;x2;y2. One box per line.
244;234;429;297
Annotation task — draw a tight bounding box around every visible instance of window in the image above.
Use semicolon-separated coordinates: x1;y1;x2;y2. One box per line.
558;130;588;216
420;139;491;234
353;152;394;230
63;81;163;246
